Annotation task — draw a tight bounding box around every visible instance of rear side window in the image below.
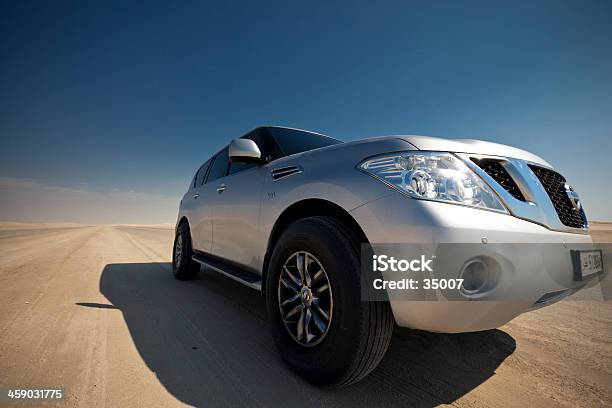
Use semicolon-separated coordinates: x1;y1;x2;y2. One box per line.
268;128;342;156
195;159;212;187
206;147;229;183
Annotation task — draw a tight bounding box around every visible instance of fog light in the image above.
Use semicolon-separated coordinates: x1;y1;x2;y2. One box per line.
460;258;489;295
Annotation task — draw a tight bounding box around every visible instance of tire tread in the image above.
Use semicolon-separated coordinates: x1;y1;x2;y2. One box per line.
315;217;394;387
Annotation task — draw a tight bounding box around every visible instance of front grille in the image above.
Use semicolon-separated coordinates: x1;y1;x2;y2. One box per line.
528;165;586;228
471;158;525;201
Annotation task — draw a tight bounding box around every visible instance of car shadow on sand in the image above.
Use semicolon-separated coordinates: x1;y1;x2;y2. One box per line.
89;262;516;407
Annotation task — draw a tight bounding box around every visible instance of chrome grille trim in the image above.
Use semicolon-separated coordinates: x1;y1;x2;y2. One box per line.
457;153;588;234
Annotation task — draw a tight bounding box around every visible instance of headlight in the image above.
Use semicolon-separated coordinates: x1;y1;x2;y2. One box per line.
358;151;507;213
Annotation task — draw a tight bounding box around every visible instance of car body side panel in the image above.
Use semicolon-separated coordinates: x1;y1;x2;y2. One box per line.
190;182;216;252
210;165;267;271
176;137;413;273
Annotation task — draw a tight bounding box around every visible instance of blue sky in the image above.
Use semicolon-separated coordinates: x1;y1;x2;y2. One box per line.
1;0;611;223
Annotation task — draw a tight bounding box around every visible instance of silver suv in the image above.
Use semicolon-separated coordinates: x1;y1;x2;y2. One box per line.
173;126;597;386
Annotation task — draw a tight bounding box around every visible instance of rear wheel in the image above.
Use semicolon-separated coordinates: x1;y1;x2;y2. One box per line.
172;223;200;280
266;216;394;387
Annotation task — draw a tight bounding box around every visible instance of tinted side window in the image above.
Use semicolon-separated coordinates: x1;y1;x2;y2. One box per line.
228;161;257;175
206;147;229;183
195;159;212;187
189;173;198;190
268;128;342;156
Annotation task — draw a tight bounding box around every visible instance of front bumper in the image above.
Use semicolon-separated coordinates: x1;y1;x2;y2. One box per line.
350;193;601;333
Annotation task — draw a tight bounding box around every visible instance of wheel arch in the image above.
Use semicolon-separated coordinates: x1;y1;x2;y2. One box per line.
262;198;369;295
176;216;189;231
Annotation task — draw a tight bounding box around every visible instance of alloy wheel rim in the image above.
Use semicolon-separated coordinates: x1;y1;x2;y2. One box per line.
278;251;333;347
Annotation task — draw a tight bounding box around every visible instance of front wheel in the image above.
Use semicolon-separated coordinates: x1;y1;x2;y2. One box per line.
266;216;394;387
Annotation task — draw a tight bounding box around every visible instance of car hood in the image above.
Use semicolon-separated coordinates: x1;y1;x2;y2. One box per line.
395;135;551;167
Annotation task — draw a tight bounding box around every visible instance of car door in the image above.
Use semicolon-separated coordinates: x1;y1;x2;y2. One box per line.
190;154;222;253
210;130;281;271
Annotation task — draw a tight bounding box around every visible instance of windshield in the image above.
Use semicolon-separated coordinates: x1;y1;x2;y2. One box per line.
267;127;342;156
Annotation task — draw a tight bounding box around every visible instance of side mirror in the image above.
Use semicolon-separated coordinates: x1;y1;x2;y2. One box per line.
229;139;263;163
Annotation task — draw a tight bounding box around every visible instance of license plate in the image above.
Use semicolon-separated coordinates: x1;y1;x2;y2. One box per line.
571;249;604;281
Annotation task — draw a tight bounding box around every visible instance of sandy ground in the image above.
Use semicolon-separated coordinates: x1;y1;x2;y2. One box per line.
0;223;610;407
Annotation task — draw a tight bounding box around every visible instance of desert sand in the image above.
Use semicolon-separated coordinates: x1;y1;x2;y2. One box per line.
0;223;610;407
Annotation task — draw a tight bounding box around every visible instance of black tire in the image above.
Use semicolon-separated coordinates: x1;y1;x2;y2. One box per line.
266;216;394;387
172;222;200;280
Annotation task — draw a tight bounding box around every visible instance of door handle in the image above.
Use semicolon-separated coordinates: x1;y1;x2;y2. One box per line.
193;193;199;199
216;183;226;193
